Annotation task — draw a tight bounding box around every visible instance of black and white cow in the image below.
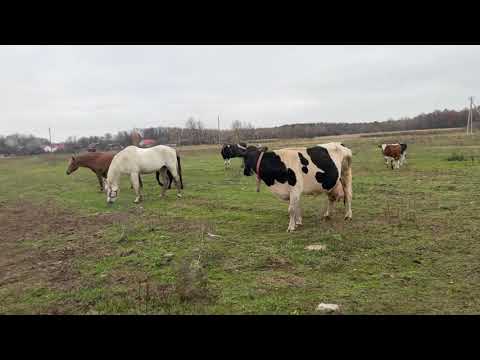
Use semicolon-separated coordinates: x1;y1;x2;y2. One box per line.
221;142;247;169
239;142;353;232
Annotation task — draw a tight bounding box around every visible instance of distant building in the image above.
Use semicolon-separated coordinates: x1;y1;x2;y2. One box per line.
43;143;65;153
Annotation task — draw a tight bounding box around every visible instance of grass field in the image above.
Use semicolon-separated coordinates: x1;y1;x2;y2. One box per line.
1;130;480;314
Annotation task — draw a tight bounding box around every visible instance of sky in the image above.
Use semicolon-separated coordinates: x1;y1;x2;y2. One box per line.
1;45;479;142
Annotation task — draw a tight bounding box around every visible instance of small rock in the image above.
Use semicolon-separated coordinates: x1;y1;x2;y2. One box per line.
163;253;174;261
207;232;222;238
316;303;340;313
305;244;327;251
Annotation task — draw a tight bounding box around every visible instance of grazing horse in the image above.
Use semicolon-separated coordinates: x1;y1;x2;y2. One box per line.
66;152;173;192
104;145;183;204
221;143;247;169
239;143;352;232
66;152;118;192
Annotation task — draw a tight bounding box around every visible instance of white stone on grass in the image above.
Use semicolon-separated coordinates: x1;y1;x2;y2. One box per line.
316;303;340;313
305;244;327;251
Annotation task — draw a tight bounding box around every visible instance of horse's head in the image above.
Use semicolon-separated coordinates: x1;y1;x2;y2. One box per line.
66;156;79;175
104;178;119;204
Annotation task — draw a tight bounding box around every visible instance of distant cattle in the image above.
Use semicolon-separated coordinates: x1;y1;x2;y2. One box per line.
221;143;248;169
239;142;352;232
379;143;407;169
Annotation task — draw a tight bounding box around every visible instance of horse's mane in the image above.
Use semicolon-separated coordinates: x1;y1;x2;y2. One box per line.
73;151;116;163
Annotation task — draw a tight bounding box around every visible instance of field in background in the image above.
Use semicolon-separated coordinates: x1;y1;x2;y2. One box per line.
1;129;480;314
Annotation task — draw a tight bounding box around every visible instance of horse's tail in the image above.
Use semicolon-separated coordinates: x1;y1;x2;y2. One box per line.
177;154;184;189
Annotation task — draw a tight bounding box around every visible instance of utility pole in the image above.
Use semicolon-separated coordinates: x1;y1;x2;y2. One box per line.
48;127;52;148
218;114;220;145
467;96;479;135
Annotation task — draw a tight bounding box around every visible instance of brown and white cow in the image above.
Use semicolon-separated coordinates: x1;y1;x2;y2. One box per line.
379;143;407;169
239;142;352;232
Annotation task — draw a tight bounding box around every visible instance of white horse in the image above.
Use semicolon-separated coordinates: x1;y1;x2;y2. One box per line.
104;145;183;204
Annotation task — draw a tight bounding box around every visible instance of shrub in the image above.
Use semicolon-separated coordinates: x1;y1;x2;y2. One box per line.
447;153;466;161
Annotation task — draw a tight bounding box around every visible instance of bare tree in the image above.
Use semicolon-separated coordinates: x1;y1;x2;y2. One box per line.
231;120;242;143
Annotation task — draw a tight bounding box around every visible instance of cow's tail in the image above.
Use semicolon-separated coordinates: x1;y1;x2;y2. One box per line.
340;147;353;207
177;154;184;189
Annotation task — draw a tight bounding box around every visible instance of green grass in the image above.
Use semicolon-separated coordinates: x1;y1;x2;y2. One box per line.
1;130;480;314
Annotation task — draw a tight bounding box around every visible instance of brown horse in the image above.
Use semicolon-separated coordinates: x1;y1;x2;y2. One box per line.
66;151;173;192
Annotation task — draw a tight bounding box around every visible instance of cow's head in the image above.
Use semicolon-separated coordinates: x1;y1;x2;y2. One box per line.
239;145;268;176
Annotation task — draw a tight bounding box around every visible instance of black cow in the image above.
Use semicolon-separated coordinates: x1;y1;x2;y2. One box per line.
221;142;247;169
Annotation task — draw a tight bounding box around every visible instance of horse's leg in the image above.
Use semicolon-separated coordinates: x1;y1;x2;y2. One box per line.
96;172;104;192
168;166;182;198
130;172;142;203
138;174;143;188
159;167;169;198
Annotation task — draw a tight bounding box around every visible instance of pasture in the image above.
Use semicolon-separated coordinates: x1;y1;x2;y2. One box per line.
1;130;480;314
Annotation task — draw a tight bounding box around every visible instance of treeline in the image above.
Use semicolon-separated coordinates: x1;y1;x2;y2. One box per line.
255;108;472;139
0;134;49;155
0;108;474;155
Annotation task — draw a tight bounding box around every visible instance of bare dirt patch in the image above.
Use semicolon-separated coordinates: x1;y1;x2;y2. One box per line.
0;200;129;296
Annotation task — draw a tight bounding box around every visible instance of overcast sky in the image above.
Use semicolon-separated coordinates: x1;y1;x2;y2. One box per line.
1;45;479;142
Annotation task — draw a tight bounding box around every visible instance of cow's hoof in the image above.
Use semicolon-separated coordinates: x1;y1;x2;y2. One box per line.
296;222;303;226
287;227;296;233
344;216;352;221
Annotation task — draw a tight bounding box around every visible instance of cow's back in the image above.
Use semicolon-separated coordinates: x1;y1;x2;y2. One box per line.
274;144;345;195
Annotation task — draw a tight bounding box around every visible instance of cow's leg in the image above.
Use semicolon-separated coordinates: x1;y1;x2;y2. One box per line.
295;205;303;226
341;157;353;221
323;195;336;220
130;172;143;203
287;192;300;232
